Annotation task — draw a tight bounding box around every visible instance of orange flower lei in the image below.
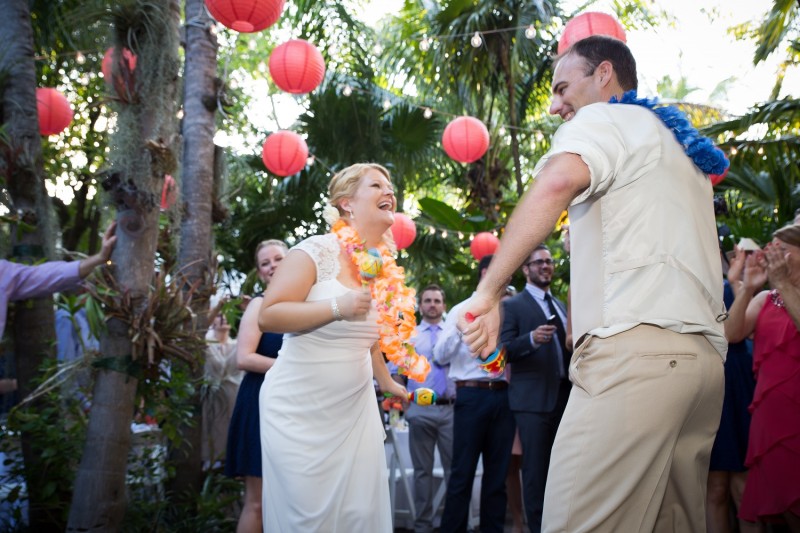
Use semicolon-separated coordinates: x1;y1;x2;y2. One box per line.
332;219;431;382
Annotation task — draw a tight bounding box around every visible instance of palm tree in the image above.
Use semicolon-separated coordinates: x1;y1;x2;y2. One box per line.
701;0;800;237
162;0;221;499
0;1;63;529
379;0;562;211
67;1;182;529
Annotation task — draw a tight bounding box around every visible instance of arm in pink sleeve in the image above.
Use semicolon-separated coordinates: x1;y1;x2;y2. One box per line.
1;260;82;302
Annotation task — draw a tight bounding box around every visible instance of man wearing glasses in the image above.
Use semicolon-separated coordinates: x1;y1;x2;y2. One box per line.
500;244;569;533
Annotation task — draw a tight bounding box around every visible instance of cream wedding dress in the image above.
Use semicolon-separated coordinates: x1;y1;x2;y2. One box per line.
259;234;392;532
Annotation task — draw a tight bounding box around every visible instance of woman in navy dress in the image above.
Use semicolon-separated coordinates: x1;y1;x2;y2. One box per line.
707;278;757;533
225;239;287;532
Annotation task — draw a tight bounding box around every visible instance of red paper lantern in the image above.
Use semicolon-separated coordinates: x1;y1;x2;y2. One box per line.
470;232;499;261
710;167;729;187
205;0;285;33
36;88;73;136
261;130;308;177
101;47;137;99
558;12;627;55
268;39;326;95
161;174;177;210
391;213;416;250
442;116;490;164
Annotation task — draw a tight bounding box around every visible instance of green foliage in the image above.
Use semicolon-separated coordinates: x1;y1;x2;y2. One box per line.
120;470;241;532
2;358;88;530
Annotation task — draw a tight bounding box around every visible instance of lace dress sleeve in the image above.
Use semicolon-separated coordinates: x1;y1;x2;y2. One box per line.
291;234;341;283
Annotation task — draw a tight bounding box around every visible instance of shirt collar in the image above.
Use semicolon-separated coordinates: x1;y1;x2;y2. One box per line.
525;283;550;301
418;320;442;332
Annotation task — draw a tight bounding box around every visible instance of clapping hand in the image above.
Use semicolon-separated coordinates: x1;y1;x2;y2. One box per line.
742;252;768;293
727;245;746;286
764;240;792;288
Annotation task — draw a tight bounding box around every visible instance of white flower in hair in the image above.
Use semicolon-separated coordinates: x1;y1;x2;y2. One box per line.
322;203;341;226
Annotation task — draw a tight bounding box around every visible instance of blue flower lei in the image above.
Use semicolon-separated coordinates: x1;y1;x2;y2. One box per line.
609;90;729;175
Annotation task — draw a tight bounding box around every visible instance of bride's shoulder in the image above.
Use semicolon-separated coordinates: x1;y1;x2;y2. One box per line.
291;234;341;280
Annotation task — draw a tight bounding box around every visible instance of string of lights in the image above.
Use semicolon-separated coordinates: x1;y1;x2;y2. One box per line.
337;81;551;138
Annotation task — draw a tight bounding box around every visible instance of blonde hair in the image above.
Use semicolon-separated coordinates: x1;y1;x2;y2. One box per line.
325;163;396;251
254;239;288;266
327;163;391;218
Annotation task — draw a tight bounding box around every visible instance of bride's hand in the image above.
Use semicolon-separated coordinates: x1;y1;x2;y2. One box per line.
335;288;372;321
382;380;409;409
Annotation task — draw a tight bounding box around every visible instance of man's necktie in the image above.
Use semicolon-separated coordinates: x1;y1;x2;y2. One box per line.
428;325;447;398
544;293;568;356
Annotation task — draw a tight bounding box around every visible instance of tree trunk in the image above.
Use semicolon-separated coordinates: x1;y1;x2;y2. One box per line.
0;1;63;529
67;1;181;530
167;0;219;498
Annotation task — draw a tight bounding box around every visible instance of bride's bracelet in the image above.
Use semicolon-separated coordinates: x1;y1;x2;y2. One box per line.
331;297;343;321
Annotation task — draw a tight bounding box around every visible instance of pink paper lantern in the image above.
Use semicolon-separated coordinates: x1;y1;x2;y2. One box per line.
442;116;490;164
161;174;177;210
268;39;326;94
470;232;499;261
710;167;729;187
558;12;627;55
391;213;416;250
205;0;285;33
36;88;73;136
261;130;308;177
101;47;137;99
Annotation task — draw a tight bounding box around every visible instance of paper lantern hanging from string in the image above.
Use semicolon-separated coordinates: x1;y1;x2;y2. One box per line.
161;174;177;210
101;47;137;100
442;116;490;163
710;167;729;187
558;12;626;55
204;0;285;33
268;39;326;94
36;88;73;136
262;131;308;177
391;213;417;250
470;232;499;261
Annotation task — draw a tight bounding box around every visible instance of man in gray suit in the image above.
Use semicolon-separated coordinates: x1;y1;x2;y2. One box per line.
500;244;570;532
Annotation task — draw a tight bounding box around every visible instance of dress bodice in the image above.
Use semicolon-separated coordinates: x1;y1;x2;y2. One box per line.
287;234;380;352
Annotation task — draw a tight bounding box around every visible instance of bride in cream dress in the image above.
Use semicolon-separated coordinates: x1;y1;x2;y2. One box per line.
257;163;412;532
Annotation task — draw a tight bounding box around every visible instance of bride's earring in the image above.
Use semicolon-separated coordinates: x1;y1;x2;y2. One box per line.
348;210;355;220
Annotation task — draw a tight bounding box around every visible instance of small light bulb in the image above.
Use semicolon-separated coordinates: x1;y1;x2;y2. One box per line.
423;107;433;119
469;234;474;241
730;148;738;155
420;38;430;52
458;232;464;239
429;227;436;235
442;231;448;238
470;32;483;48
342;85;352;96
757;147;764;155
306;156;315;166
498;126;506;136
525;25;536;39
76;52;86;64
383;98;391;110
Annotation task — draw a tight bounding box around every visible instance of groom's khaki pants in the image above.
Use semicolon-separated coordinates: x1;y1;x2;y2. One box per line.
542;324;724;533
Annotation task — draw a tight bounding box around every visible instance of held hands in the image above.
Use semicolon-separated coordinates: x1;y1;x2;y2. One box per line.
458;291;501;360
334;288;372;321
532;324;557;344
